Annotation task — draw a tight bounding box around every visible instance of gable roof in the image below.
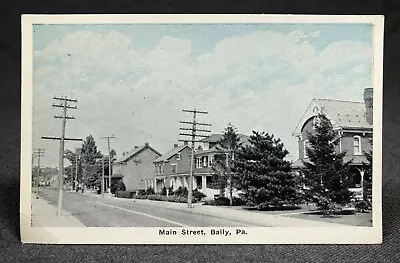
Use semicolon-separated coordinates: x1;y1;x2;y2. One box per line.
293;98;372;136
154;144;190;163
115;143;161;163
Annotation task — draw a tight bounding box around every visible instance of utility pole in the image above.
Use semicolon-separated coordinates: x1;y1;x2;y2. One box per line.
33;149;45;199
179;109;211;208
42;96;82;216
74;148;80;192
101;157;105;198
101;135;116;193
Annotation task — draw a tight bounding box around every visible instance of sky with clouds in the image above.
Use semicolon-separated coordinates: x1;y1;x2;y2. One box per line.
32;23;373;167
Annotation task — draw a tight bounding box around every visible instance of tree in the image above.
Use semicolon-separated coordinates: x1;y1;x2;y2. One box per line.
64;148;83;190
234;131;298;209
301;113;353;207
211;123;242;205
80;135;103;189
362;138;373;203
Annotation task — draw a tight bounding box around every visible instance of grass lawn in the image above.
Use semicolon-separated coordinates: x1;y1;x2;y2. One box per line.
285;211;373;226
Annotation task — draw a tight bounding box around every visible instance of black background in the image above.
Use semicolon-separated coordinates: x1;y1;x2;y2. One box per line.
1;1;399;262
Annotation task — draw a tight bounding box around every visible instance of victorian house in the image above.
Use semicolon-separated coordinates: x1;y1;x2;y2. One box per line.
113;142;161;193
291;88;373;200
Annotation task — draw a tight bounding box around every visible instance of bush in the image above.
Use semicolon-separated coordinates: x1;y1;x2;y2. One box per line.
133;194;188;203
136;189;146;196
115;191;131;199
160;186;167;196
173;186;188;197
145;187;155;195
355;200;371;213
318;198;342;217
193;189;207;202
111;179;126;194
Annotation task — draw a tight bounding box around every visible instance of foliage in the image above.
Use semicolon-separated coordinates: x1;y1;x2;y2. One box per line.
173;186;188;197
363;138;373;203
115;191;132;199
203;196;245;206
235;131;298;209
211;123;242;202
132;194;188;203
80;135;104;189
193;189;207;202
160;186;167;196
145;187;155;195
301;113;353;206
355;199;371;213
318;197;343;217
111;179;126;194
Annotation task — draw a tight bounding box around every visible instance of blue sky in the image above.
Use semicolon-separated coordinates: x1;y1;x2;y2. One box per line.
33;23;372;55
32;22;373;167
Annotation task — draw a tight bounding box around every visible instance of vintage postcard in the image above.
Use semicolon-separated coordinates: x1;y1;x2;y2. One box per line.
21;14;383;244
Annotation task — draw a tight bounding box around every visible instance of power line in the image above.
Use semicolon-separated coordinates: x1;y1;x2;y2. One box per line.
179;109;211;208
41;96;82;216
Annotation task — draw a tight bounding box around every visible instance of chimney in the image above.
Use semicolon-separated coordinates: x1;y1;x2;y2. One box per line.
173;143;179;148
183;141;188;146
134;145;139;149
145;142;149;147
364;88;373;125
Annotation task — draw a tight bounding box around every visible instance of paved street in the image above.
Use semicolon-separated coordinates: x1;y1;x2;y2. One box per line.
36;188;272;227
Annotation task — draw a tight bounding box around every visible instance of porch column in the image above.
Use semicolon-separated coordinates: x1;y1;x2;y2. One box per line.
202;175;207;190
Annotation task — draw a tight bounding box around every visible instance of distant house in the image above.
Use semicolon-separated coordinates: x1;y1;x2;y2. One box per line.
193;133;250;199
145;142;192;193
291;88;373;199
113;142;161;192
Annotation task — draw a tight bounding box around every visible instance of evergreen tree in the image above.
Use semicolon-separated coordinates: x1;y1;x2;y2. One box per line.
211;123;242;204
80;135;103;189
362;138;373;203
235;131;297;209
301;113;353;206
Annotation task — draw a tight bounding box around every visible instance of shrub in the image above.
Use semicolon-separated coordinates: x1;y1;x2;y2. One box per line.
173;186;188;197
145;187;155;195
115;191;131;199
193;189;207;202
136;189;146;196
160;186;167;196
355;200;371;213
111;179;126;194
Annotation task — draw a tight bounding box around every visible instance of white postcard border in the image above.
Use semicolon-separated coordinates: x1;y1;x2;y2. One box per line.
20;14;384;244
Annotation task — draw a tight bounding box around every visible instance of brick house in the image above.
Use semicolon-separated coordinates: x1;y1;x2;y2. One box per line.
113;142;161;192
193;134;250;199
291;88;373;200
144;142;192;193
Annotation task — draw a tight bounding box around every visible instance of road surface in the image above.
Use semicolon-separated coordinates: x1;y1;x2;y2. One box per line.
36;188;269;227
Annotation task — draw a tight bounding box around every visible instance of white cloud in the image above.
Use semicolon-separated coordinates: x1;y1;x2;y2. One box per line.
33;28;372;166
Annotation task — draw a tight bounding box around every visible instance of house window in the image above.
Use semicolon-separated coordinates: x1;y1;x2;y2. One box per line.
171;164;177;174
304;140;310;158
354;136;362;155
203;156;208;167
208;155;213;166
196;158;201;168
176;153;181;160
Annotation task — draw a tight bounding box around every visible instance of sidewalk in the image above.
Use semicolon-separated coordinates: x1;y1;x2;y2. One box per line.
31;194;86;227
98;194;353;227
